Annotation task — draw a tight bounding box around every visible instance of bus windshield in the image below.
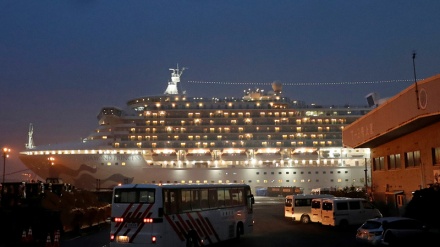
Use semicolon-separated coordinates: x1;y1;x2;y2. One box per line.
113;188;155;203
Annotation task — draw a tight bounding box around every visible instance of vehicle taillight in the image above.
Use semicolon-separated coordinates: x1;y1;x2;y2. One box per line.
151;236;157;243
110;234;115;241
115;217;124;223
144;218;153;223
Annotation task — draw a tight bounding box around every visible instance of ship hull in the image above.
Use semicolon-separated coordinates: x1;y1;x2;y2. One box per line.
19;153;368;193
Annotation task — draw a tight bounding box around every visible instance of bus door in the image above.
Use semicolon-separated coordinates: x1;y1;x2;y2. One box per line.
163;189;181;246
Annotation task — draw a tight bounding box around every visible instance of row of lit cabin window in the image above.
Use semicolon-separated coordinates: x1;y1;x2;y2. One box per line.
112;140;338;148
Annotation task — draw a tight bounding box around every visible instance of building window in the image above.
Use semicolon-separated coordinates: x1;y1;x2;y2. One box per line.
432;147;440;166
388;153;401;170
373;157;385;171
405;151;421;168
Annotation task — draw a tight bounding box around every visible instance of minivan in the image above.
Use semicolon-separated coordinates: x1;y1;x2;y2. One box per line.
285;194;334;224
321;197;382;227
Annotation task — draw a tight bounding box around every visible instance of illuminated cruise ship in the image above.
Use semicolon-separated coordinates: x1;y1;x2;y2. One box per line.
19;66;371;193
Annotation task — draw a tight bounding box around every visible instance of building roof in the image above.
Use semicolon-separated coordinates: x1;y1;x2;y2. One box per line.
343;74;440;148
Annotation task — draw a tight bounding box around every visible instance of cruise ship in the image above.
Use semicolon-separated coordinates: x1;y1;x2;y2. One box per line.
19;66;371;193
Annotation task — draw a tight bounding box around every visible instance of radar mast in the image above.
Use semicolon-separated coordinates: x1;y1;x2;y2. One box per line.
25;123;35;149
164;64;187;95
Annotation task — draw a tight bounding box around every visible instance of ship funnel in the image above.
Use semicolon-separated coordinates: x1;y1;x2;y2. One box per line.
272;81;282;94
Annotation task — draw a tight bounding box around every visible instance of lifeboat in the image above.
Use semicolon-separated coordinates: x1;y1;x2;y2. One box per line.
221;149;248;161
290;148;319;160
151;150;177;161
254;148;281;161
185;149;212;161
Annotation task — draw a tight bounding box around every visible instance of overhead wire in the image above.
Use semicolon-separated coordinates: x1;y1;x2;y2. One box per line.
188;79;419;86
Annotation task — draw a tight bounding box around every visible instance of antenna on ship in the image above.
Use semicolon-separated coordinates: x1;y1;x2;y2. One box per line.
25;123;35;149
164;64;187;95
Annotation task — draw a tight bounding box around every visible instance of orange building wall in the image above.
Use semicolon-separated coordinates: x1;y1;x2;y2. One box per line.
371;121;440;196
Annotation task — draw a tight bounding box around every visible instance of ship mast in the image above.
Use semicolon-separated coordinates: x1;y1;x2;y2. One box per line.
164;64;186;95
25;123;35;149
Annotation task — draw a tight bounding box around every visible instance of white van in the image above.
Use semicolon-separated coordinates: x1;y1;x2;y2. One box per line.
321;197;382;227
284;194;334;224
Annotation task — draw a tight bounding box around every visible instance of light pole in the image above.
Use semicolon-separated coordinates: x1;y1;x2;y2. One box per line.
2;147;11;184
364;158;369;199
48;156;55;166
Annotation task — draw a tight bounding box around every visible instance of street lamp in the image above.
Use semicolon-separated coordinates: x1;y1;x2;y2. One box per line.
48;157;55;165
2;147;11;184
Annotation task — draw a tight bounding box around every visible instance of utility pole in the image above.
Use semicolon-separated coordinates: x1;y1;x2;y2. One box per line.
2;147;11;184
364;158;368;199
412;52;420;109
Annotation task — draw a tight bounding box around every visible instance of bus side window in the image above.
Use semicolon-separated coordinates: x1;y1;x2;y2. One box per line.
200;189;209;209
181;190;191;212
229;188;241;206
164;190;170;214
168;190;178;214
191;189;201;211
217;188;225;208
208;189;217;208
224;189;232;206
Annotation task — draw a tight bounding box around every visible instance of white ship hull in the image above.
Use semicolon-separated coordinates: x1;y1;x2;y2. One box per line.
19;150;369;193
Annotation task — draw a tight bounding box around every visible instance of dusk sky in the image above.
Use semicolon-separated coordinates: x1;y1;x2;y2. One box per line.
1;1;440;181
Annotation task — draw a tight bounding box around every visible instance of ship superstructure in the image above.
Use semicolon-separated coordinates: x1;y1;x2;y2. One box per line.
19;66;371;192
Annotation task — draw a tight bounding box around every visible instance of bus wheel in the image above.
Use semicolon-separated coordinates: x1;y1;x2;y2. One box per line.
186;231;199;247
300;215;310;224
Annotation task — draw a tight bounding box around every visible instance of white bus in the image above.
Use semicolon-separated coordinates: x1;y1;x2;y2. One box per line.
310;188;332;195
109;183;255;247
284;194;334;224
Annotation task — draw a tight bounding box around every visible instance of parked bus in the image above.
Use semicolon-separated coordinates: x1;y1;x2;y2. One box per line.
284;194;334;224
109;183;255;247
310;187;332;195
